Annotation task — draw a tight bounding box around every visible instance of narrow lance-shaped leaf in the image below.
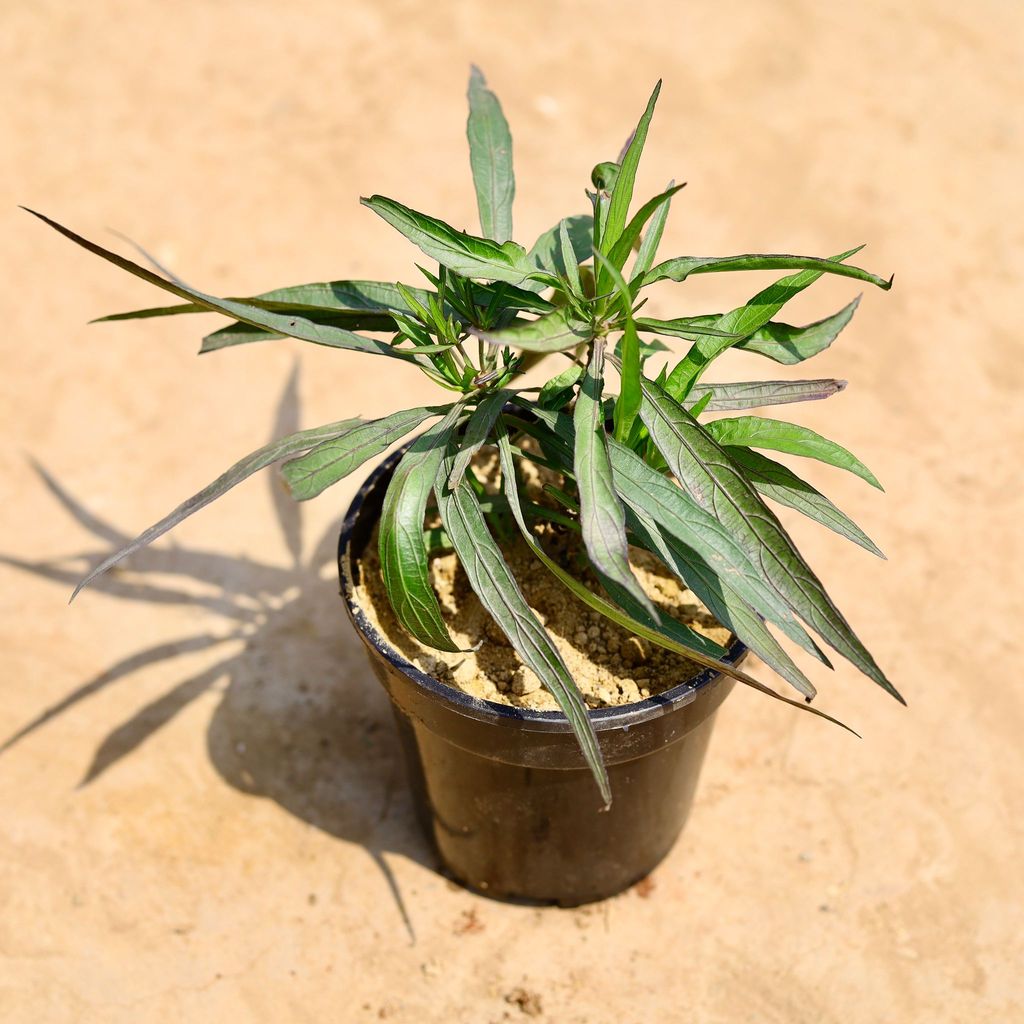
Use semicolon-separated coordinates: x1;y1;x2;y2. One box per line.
527;215;593;279
591;251;642;443
687;390;713;419
283;406;454;501
501;421;784;673
526;405;825;662
379;407;467;652
23;210;422;363
639;378;903;703
95;279;438;323
538;363;583;409
614;334;667;360
664;248;866;398
361;196;539;286
497;422;856;728
736;297;860;364
624;506;818;699
600;81;662;264
573;338;659;620
605;183;686;281
686;379;848;413
632;180;674;280
446;389;510;488
724;447;885;558
633;317;744;340
604;429;832;667
69;417;364;600
433;445;611;807
588;188;611;256
640;251;892;290
467;66;515;243
198;312;398;354
658;300;860;365
613;317;642;442
472;306;592;354
703;416;882;490
559;219;583;296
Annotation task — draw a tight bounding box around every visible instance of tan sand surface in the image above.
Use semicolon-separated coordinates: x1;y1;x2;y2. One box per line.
1;1;1022;1020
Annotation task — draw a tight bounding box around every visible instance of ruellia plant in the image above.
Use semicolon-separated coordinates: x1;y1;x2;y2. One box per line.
26;69;901;803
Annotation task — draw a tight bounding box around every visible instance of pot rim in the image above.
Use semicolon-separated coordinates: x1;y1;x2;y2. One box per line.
338;444;747;735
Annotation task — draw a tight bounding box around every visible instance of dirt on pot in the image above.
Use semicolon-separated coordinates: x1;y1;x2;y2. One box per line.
354;454;731;711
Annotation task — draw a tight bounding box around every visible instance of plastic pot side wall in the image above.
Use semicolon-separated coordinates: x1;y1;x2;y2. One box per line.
338;445;747;905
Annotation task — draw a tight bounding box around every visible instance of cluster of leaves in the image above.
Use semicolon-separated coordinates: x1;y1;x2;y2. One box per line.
27;68;900;806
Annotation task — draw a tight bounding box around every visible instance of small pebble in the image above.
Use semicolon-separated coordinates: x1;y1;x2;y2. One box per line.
623;637;648;665
511;668;542;695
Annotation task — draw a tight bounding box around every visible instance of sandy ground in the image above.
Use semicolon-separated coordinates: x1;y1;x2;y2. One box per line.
1;1;1022;1020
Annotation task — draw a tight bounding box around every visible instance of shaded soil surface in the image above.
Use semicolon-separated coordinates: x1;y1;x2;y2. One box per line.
356;498;730;710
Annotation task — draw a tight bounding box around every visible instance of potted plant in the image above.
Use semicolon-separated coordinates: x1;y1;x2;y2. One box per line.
25;68;901;905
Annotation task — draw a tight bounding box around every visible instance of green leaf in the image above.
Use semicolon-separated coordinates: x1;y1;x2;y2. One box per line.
527;215;594;278
664;248;866;398
283;406;451;501
559;219;584;296
640;251;892;290
687;390;713;418
471;280;556;316
607;433;829;664
524;405;828;665
601;81;662;258
614;319;643;444
687;378;848;412
613;334;667;361
497;424;855;725
538;364;583;409
70;416;364;600
446;389;509;488
573;338;659;620
736;297;860;364
198;311;399;354
474;306;592;353
95;279;436;324
634;316;741;340
725;447;884;558
25;210;420;364
494;423;723;661
638;378;902;702
703;415;882;490
605;183;686;279
380;407;466;652
467;66;515;243
591;251;642;443
671;299;861;365
433;443;611;807
361;195;537;286
632;180;674;280
588;189;611;255
624;509;817;699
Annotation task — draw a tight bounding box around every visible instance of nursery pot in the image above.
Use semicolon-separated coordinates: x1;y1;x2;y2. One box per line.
338;445;747;906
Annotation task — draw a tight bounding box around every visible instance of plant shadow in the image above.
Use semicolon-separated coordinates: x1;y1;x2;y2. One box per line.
1;365;438;940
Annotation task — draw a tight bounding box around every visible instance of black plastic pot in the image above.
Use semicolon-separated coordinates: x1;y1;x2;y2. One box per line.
338;446;747;906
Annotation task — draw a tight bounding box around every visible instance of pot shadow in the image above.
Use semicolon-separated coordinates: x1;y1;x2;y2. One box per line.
0;365;437;941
